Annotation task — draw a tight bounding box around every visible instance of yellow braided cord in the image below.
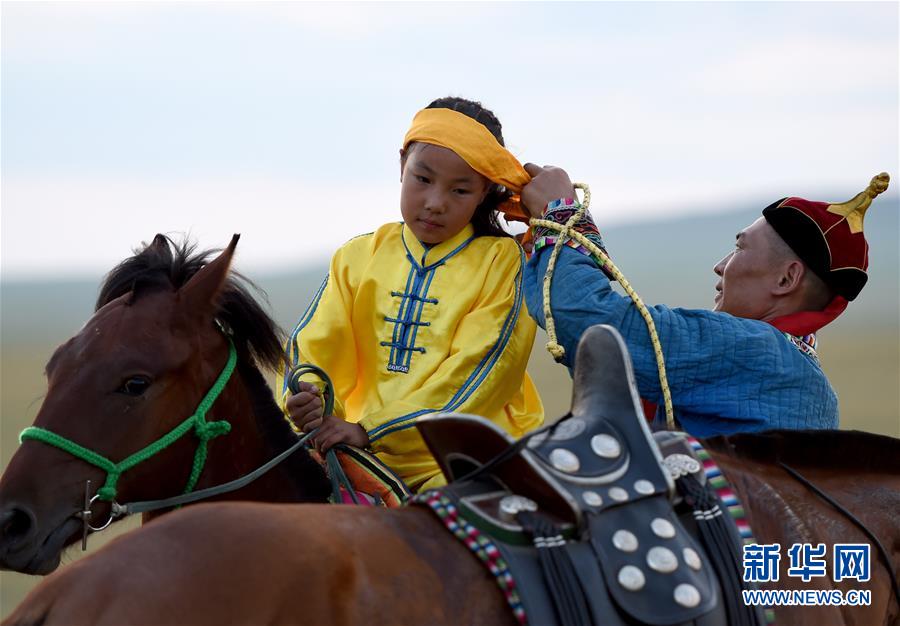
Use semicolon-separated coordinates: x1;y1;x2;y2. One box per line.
540;186;591;361
531;183;675;430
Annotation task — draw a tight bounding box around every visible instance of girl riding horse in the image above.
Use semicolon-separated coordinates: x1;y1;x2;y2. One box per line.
280;96;544;492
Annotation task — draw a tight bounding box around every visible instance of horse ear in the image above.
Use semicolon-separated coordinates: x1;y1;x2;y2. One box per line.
149;234;170;251
177;234;240;319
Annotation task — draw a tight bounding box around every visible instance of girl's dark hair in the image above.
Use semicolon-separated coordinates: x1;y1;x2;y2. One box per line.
420;96;512;238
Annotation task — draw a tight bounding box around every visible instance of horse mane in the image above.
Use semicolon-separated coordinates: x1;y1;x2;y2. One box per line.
96;234;285;373
238;359;333;503
96;234;332;501
703;429;900;474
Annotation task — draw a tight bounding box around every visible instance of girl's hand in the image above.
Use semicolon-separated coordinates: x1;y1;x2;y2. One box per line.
285;381;324;432
521;163;577;218
313;416;370;453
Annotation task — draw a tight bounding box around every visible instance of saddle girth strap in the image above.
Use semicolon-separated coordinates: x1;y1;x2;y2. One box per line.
518;511;592;626
677;472;761;626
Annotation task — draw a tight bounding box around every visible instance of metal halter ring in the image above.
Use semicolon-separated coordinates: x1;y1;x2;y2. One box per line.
75;480;127;550
82;494;124;532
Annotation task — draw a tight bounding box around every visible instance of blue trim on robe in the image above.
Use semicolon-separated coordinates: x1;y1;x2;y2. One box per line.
368;247;526;442
383;231;475;374
403;268;437;371
387;264;418;370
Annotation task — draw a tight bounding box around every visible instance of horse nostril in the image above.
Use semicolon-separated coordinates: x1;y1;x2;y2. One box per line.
0;506;35;544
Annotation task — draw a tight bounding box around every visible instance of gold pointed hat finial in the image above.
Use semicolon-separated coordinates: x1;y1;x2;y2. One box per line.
827;172;890;234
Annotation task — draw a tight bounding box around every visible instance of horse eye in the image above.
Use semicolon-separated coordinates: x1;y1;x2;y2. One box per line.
118;376;151;396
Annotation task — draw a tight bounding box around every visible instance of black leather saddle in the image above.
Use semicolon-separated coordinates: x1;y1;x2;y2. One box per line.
416;325;764;626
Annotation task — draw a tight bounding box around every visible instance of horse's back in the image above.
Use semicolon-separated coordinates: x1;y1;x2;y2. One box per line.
4;502;513;626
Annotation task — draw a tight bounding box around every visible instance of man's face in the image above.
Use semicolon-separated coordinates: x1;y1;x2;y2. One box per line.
400;143;489;245
712;217;784;319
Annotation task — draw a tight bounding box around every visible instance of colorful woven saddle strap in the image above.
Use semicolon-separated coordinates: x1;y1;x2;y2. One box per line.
413;490;527;625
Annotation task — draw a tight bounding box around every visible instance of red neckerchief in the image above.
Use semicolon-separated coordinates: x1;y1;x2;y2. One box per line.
766;296;848;335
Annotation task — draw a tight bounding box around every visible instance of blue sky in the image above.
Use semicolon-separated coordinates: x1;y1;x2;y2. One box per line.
2;2;897;278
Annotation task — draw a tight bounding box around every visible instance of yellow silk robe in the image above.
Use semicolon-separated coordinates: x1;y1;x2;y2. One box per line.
277;222;544;491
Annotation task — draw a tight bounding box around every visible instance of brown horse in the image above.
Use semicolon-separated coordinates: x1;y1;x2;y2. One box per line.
0;234;331;575
2;236;898;625
5;432;900;626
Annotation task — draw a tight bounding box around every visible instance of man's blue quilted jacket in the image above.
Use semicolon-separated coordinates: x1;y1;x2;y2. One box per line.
524;246;838;437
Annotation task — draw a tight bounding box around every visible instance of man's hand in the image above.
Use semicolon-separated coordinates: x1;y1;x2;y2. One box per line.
285;381;324;433
313;415;370;452
521;163;577;218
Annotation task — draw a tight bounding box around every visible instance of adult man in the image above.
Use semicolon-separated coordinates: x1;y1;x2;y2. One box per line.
519;165;889;436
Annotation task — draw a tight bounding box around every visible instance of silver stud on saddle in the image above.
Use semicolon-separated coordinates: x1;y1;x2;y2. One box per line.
650;517;676;539
498;495;538;522
582;490;603;507
683;547;702;571
646;546;679;573
662;453;701;479
612;529;639;552
551;418;587;441
591;433;622;458
618;565;646;591
549;448;581;473
673;583;702;607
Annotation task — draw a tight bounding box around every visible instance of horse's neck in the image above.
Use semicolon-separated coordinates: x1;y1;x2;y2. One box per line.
705;450;808;547
708;447;864;550
180;362;330;507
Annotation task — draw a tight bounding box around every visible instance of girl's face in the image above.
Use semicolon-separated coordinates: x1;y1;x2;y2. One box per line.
400;143;490;244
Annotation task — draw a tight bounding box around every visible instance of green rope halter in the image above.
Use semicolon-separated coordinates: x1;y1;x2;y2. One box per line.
19;338;238;502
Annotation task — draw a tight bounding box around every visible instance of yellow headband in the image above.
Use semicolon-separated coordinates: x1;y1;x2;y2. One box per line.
403;108;531;222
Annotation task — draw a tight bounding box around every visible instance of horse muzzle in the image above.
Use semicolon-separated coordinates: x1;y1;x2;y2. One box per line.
0;504;80;574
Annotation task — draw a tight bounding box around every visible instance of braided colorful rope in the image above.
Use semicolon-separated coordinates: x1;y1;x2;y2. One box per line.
688;437;776;625
414;490;527;625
